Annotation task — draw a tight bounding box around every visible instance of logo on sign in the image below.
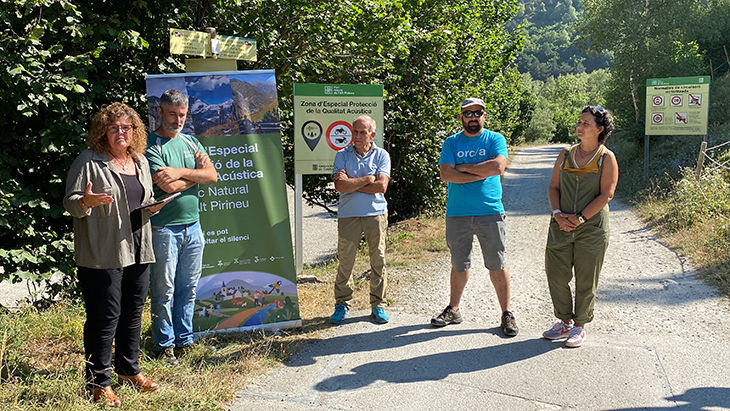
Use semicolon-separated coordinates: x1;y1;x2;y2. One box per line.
325;121;352;151
301;120;323;152
670;95;683;107
688;94;702;106
675;112;688;124
652;95;664;107
651;113;664;125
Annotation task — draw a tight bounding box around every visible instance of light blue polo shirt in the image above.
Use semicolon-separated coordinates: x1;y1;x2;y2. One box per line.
333;142;390;218
438;129;508;217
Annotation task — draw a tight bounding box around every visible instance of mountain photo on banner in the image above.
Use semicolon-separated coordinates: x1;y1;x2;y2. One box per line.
146;71;300;334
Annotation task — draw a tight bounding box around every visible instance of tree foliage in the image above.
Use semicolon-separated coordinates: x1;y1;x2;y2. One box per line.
0;0;531;301
521;70;610;143
575;0;707;126
510;0;611;80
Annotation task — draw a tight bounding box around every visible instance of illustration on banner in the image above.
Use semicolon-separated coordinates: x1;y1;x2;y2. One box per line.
194;271;299;330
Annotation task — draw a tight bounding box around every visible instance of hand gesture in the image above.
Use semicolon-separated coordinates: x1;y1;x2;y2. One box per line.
82;182;114;208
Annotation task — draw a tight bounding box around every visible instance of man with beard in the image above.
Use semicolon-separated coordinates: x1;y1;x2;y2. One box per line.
430;97;519;337
145;89;218;365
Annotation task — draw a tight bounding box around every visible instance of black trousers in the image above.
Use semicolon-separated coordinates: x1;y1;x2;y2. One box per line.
77;263;149;388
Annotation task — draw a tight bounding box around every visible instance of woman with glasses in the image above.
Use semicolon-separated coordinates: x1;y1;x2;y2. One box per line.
64;103;168;406
542;106;618;348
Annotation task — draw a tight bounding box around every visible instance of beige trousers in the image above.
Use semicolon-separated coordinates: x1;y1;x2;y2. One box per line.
334;214;387;308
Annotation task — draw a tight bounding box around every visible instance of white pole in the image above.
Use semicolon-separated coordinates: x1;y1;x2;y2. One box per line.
295;173;304;277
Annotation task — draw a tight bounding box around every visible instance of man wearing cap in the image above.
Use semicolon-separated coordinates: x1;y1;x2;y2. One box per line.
430;97;518;336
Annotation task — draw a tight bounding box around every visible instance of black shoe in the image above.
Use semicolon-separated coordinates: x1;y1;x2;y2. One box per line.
153;346;179;366
431;305;463;327
501;311;519;336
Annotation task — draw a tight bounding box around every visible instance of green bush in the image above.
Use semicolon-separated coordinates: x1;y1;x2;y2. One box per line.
662;168;730;230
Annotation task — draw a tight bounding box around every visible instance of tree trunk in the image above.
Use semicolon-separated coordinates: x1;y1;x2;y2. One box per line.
630;71;641;124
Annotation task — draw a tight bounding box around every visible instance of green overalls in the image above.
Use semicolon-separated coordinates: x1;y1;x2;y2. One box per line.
545;145;610;325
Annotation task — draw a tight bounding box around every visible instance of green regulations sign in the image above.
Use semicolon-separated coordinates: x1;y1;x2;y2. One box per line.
146;70;300;334
294;83;384;174
645;76;710;135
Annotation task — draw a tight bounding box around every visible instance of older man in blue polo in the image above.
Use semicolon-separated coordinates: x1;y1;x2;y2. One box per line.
330;115;391;324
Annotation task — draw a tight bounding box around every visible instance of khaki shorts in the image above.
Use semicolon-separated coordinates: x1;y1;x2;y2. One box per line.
446;215;506;272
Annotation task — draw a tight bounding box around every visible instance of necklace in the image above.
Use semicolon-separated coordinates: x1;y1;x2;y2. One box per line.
578;143;599;158
109;151;131;171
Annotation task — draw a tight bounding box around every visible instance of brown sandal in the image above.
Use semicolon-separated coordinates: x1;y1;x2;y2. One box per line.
92;386;121;407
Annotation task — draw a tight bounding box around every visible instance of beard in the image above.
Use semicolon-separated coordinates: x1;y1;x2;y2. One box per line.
162;120;184;135
462;119;482;134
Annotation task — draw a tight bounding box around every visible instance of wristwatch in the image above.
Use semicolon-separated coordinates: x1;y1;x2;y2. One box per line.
576;212;586;224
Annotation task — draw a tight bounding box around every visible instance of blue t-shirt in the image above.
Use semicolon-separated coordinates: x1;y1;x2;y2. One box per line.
438;130;508;217
333;142;390;218
145;132;206;226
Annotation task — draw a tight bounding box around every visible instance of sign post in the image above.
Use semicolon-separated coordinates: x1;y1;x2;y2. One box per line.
292;84;384;275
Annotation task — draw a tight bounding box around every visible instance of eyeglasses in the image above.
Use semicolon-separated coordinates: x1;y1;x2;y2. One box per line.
461;110;484;118
593;106;604;112
107;125;133;133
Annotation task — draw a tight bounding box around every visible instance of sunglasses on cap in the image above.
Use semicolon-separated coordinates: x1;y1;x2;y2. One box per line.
461;110;484;118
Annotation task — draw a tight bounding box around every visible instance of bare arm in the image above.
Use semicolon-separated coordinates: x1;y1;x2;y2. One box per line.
454;155;508;178
548;149;577;231
440;155;507;184
357;174;389;194
152;150;218;193
332;170;375;193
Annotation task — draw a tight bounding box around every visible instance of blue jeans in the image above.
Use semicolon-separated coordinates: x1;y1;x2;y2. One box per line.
150;221;204;349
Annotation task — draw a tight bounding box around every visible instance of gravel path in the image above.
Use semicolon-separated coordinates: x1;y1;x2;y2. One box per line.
388;144;730;339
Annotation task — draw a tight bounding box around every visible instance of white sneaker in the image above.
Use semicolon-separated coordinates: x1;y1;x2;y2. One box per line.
542;321;573;340
565;326;586;348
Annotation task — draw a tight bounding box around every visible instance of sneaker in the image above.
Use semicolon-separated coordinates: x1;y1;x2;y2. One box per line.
501;311;519;336
543;321;573;340
565;326;586;348
153;346;179;366
329;303;349;324
431;305;462;327
371;307;389;324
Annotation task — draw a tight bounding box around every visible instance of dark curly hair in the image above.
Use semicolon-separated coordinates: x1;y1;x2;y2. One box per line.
87;102;147;156
581;105;614;144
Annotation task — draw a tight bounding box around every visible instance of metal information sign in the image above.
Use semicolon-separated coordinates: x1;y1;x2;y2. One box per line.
293;83;384;175
645;76;710;135
169;28;257;61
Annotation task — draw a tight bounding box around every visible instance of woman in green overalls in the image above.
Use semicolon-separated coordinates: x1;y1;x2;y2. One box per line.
542;106;618;348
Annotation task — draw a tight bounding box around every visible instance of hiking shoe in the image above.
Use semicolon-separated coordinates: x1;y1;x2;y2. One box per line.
371;307;389;324
543;321;573;340
565;326;586;348
330;303;349;324
501;311;519;336
153;347;179;366
431;305;462;327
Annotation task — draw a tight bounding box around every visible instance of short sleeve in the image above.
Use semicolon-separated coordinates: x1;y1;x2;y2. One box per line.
145;136;165;175
438;138;455;166
376;150;391;177
492;133;508;159
333;149;346;176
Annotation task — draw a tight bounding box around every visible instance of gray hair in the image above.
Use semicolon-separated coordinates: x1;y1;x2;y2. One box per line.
353;115;376;133
159;89;189;110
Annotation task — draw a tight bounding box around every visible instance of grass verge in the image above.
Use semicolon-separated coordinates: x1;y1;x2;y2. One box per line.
0;216;448;410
